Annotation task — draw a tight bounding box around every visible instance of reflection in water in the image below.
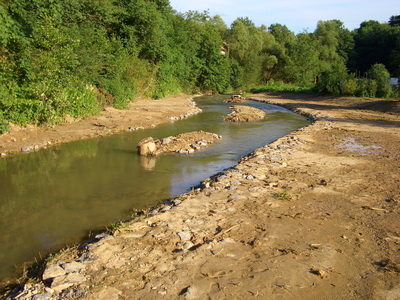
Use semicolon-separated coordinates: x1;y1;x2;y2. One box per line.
139;155;158;171
0;95;310;281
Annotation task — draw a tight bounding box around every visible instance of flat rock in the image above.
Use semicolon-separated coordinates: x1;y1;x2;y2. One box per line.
51;273;86;293
42;264;66;281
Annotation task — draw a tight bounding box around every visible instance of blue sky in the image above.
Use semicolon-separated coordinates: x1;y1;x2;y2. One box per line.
169;0;398;33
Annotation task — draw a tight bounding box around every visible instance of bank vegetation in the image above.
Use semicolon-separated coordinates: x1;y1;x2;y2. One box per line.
0;0;399;133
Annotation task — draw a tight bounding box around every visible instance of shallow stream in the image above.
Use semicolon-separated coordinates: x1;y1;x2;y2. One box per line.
0;95;310;281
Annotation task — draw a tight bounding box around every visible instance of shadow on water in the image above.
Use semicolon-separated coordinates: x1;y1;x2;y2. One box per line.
0;94;310;281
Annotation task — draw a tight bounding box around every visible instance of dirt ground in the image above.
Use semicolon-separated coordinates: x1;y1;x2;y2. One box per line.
2;93;400;300
224;105;267;122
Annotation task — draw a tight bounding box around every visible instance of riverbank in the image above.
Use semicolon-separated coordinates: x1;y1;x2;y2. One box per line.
0;95;201;156
2;93;400;299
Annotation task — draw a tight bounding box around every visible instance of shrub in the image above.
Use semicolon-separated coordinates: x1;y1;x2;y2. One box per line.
342;78;358;96
250;81;314;93
356;79;377;98
59;86;100;118
0;111;10;134
367;64;392;98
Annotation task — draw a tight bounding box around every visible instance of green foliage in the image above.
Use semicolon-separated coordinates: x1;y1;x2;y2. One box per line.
0;110;10;134
342;77;358;96
389;15;400;27
367;63;392;98
250;81;314;94
350;21;400;77
315;63;348;95
273;190;293;201
1;0;399;129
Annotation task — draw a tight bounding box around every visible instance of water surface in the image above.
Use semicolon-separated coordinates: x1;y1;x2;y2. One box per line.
0;95;310;280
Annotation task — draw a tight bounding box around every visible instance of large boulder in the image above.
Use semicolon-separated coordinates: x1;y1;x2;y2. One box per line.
137;137;157;156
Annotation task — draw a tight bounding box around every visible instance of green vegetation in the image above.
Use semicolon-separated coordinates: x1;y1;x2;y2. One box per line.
250;81;314;94
0;0;399;133
273;190;293;201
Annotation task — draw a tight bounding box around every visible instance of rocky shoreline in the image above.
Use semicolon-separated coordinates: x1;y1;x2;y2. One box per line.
2;93;400;299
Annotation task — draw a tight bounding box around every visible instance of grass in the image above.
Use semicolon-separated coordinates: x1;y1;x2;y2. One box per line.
273;190;293;201
106;221;126;235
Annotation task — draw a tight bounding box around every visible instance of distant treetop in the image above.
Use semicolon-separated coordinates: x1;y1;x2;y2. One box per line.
389;15;400;26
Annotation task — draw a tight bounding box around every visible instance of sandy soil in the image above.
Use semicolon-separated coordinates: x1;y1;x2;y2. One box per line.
224;105;267;122
0;94;201;156
2;93;400;300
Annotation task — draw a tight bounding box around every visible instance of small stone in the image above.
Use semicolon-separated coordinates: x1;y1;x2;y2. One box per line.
51;273;86;292
191;144;201;150
310;267;330;278
161;206;171;212
229;194;247;201
62;261;85;273
173;199;182;205
185;286;199;300
182;241;194;250
197;140;207;146
42;264;66;281
32;293;52;300
161;137;171;144
21;146;32;152
177;231;191;241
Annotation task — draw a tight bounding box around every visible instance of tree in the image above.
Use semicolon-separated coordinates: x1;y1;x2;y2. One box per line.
367;63;392;97
314;20;346;72
389;15;400;27
267;24;295;81
226;19;277;87
351;20;400;77
287;32;320;84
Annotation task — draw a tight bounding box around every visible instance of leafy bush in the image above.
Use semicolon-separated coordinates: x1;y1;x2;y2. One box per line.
342;78;358;96
250;81;314;94
59;86;100;118
367;64;392;98
315;64;349;95
0;111;10;134
356;79;377;98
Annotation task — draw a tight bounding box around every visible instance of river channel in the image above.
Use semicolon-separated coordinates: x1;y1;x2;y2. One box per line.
0;95;310;281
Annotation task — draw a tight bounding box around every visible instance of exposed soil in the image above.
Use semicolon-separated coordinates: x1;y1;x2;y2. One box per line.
2;93;400;300
224;105;267;122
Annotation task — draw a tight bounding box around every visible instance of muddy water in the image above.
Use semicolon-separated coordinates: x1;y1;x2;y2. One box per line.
0;95;310;281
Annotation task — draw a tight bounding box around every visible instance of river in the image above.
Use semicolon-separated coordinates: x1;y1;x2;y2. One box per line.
0;94;310;281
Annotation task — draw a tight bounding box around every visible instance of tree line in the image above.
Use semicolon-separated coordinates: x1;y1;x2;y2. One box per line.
0;0;399;132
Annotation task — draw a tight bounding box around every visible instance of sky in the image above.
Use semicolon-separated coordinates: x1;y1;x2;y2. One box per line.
169;0;398;33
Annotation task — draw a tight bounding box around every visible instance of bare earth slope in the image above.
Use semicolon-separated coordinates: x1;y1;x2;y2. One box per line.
2;93;400;300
